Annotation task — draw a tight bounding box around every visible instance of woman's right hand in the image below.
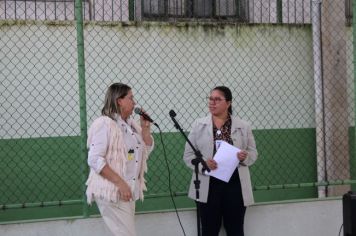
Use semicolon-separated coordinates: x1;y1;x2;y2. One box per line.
99;165;133;201
206;158;218;170
117;180;132;202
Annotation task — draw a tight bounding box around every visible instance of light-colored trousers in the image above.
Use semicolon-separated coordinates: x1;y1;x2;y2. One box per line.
95;197;136;236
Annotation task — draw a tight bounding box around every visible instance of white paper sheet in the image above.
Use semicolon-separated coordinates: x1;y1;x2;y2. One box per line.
205;141;240;182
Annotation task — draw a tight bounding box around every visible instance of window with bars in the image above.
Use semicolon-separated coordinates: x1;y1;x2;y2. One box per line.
141;0;353;25
142;0;250;22
1;0;352;24
0;0;126;21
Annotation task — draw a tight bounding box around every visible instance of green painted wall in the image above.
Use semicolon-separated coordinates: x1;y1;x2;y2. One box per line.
349;128;356;190
0;136;82;203
0;128;322;222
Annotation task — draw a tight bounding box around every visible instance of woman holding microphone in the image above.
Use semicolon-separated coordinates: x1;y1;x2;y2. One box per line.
86;83;154;236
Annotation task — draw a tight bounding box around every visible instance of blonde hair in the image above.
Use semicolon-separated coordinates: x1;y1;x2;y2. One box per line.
101;83;131;120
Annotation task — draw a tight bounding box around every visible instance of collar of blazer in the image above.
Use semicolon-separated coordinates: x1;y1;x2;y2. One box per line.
198;115;246;133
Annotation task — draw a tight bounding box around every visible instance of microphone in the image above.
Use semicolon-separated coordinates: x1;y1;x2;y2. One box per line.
134;107;154;123
169;110;176;118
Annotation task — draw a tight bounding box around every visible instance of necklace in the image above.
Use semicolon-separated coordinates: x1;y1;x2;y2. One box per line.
216;129;222;136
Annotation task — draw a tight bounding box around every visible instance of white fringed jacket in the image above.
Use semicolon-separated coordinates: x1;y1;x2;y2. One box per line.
85;116;150;204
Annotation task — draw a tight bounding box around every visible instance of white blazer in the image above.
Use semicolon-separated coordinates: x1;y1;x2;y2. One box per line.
183;115;258;206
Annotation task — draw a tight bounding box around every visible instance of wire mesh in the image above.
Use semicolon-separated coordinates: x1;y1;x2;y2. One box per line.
0;0;355;221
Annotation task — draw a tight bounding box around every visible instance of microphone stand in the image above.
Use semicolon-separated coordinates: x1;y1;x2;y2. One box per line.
169;110;210;236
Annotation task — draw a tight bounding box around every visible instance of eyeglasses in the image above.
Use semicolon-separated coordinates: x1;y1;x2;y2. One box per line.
118;95;135;102
207;97;226;103
127;96;135;102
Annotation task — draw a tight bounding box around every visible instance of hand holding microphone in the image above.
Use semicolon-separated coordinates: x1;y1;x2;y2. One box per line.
134;107;154;123
134;107;155;146
134;107;158;128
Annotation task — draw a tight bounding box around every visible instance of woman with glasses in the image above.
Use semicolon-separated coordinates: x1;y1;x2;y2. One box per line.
85;83;154;236
183;86;258;236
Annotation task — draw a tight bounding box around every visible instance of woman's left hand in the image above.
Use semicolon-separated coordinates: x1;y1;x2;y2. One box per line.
141;119;151;130
237;150;248;162
138;108;153;146
138;109;151;130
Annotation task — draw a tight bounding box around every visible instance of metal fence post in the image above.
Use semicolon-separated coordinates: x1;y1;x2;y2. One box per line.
75;0;89;217
353;0;356;188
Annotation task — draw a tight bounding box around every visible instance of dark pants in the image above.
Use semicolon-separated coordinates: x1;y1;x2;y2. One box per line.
199;169;246;236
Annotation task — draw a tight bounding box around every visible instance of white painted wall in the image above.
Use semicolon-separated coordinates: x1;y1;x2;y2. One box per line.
0;23;353;139
0;199;345;236
0;23;314;139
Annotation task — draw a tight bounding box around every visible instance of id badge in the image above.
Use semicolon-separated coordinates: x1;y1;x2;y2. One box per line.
215;140;222;151
128;149;134;161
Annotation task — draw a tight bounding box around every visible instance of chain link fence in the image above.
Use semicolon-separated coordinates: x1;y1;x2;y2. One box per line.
0;0;355;222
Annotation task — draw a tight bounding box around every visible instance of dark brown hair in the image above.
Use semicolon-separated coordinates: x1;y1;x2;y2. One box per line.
212;86;233;114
